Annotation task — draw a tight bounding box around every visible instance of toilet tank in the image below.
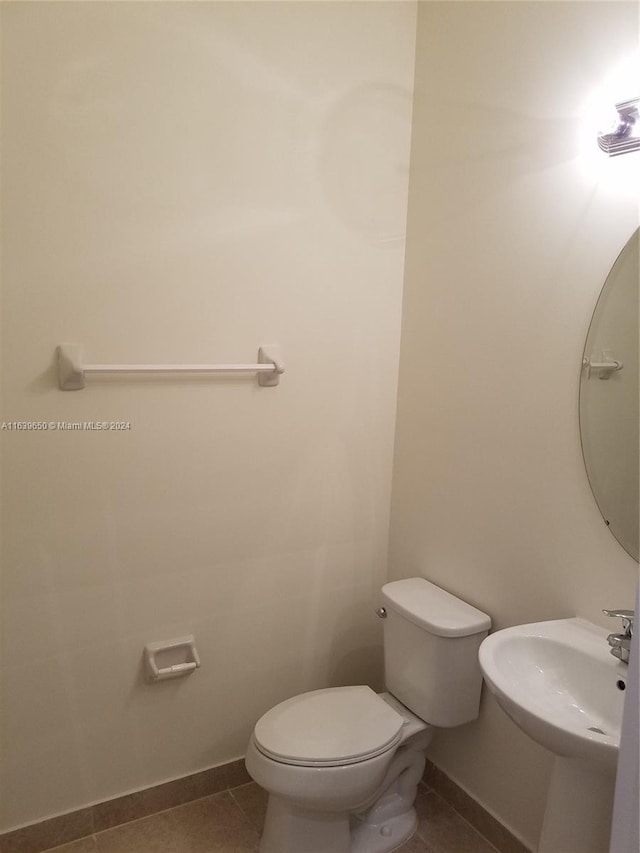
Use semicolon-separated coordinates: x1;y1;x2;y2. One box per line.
381;577;491;728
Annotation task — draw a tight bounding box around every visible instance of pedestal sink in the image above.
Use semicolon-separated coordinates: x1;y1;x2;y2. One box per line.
479;618;627;853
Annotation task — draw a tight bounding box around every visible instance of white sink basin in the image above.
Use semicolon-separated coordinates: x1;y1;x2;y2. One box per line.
479;617;627;771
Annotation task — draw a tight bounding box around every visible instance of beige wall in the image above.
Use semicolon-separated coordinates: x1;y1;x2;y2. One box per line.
390;2;639;849
3;0;639;844
0;1;417;830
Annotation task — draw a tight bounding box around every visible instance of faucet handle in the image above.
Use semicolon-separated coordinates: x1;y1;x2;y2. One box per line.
603;609;634;635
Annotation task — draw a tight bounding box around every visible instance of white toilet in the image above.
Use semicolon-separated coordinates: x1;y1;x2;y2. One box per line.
245;577;491;853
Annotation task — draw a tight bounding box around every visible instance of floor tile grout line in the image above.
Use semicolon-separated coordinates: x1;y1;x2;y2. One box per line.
228;788;262;834
416;787;503;853
98;789;242;834
41;787;249;852
42;835;99;853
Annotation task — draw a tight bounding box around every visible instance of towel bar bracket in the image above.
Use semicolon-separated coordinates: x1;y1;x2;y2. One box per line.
582;350;623;380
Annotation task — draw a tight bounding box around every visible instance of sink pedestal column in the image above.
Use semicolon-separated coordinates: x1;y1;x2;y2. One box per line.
538;757;615;853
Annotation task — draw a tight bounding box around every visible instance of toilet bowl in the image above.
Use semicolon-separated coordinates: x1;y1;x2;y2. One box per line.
245;578;491;853
246;687;432;853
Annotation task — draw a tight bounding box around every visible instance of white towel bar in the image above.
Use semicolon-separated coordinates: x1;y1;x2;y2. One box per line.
57;344;284;390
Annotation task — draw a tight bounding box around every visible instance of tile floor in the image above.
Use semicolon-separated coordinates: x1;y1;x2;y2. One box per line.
42;781;500;853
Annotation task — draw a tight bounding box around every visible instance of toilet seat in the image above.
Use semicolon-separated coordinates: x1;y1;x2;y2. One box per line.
253;686;405;767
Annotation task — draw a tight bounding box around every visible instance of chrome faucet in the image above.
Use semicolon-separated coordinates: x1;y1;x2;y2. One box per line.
603;609;634;663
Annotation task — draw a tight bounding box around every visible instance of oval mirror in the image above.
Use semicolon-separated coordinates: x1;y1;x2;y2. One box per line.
579;229;639;561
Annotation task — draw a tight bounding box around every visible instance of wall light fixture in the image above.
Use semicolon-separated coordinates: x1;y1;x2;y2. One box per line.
598;98;640;155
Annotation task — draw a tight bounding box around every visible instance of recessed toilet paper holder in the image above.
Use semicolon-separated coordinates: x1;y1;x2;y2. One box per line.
144;635;201;682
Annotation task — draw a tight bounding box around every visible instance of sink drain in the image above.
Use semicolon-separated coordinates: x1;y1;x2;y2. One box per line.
587;726;605;734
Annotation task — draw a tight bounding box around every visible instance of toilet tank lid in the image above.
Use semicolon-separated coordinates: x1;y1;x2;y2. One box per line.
381;578;491;637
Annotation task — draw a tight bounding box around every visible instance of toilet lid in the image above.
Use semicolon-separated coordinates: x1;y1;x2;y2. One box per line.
253;686;405;767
